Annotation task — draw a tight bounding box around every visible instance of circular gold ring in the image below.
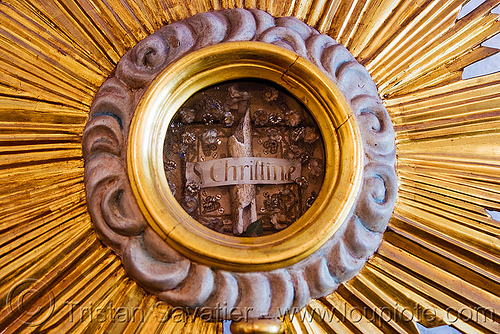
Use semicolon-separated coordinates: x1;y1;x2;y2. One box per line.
128;42;363;271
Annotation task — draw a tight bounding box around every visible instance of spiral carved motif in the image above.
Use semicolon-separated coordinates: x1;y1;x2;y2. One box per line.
83;9;397;318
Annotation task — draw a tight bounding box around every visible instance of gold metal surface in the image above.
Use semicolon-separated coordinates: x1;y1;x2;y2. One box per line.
128;41;363;271
230;319;285;334
0;0;499;333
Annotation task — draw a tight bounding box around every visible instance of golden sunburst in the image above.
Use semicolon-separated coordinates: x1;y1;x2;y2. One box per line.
0;0;499;333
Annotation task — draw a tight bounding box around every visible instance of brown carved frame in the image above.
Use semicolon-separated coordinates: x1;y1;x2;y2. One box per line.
83;8;397;319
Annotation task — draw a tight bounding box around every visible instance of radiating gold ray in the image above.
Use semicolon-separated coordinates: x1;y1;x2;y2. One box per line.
339;282;420;333
119;294;163;334
387;73;500;132
305;302;354;333
328;0;358;41
372;1;500;94
80;0;144;51
400;173;500;214
358;0;462;66
0;122;83;136
393;105;500;137
0;100;87;121
0;165;83;194
0;181;84;222
0;169;83;208
268;0;292;17
369;242;500;333
0;75;88;111
316;0;341;33
394;194;500;259
0;179;84;222
10;0;118;69
383;69;500;334
378;16;500;97
342;0;400;54
0;231;95;326
0;139;82;153
290;0;312;20
318;294;386;333
0;3;106;88
299;307;338;333
302;0;330;28
348;0;426;61
9;245;121;333
0;218;90;290
342;0;378;48
380;231;500;302
0;132;83;144
1;1;112;85
398;186;499;235
0;149;82;168
101;0;153;38
63;270;133;333
124;0;162;33
0;43;94;103
389;216;500;289
398;177;500;231
337;0;370;46
360;261;498;333
286;310;319;333
0;203;87;261
381;46;499;98
37;250;122;332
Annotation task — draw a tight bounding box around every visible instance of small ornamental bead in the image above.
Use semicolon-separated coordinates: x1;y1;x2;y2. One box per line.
254;109;269;126
285;109;302;127
225;85;251;112
181;132;196;145
179;107;195;124
269;113;283;125
203;112;216;125
173;142;188;154
208;100;224;118
200;129;220;146
295;176;309;189
308;158;324;177
169;122;183;134
304;127;319;143
182;196;198;213
223;111;235;127
263;86;278;102
164;160;177;171
291;127;305;142
266;128;282;142
306;191;317;208
186;181;201;195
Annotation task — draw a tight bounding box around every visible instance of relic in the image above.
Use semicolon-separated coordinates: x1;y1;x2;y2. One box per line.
164;81;325;236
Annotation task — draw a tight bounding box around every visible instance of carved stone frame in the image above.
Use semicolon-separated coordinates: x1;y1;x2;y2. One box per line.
83;8;397;319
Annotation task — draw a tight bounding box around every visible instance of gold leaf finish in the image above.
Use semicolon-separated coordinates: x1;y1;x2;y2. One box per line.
0;0;499;333
127;42;362;271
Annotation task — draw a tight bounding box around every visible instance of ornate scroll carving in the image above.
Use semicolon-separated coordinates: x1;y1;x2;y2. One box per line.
83;9;397;319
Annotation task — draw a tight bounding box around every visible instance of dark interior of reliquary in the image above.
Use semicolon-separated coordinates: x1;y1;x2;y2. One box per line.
163;80;326;236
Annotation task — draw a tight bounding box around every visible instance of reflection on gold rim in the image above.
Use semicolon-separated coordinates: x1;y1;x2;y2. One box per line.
127;41;363;271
